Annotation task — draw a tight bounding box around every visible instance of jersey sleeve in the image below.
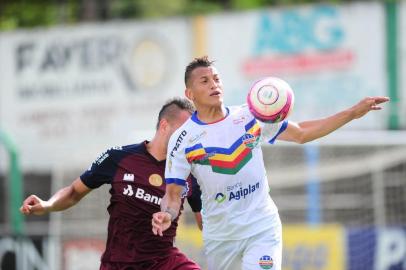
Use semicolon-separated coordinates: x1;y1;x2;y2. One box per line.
80;148;117;189
259;120;289;144
186;175;202;213
165;128;191;186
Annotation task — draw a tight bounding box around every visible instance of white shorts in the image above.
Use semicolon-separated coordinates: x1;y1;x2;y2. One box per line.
204;214;282;270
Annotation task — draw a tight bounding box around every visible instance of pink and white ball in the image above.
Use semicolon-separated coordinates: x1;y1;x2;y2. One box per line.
247;77;294;123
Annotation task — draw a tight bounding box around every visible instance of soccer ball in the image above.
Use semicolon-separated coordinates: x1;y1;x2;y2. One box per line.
247;77;294;123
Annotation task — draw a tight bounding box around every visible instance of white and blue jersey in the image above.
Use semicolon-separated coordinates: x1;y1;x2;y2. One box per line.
166;104;287;241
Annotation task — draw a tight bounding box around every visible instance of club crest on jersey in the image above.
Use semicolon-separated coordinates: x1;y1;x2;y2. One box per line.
242;133;259;149
259;255;274;269
149;174;163;187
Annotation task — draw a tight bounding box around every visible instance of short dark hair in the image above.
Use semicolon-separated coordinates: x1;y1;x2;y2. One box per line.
184;56;215;87
156;97;195;129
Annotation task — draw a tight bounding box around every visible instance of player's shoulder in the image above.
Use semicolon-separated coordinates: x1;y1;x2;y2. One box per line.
227;104;255;124
91;146;121;165
92;142;146;165
121;142;147;153
228;103;251;115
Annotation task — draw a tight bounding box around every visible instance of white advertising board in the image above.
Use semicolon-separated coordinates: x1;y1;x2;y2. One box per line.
205;3;388;130
0;20;191;170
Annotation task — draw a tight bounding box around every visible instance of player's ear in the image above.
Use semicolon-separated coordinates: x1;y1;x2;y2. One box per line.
158;118;169;132
185;88;194;101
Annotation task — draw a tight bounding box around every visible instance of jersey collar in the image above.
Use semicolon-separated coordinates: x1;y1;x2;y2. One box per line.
191;107;230;125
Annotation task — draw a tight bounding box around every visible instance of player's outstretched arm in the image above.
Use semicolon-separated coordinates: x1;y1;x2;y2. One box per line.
20;177;91;215
278;96;390;144
152;183;183;236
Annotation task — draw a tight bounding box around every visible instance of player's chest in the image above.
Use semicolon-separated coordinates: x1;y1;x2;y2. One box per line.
189;119;259;146
112;156;166;191
186;118;261;167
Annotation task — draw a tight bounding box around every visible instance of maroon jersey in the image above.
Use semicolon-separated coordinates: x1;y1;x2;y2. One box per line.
80;141;201;264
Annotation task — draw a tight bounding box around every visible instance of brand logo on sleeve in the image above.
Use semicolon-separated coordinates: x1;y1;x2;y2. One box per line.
94;146;122;165
181;182;190;199
170;130;187;157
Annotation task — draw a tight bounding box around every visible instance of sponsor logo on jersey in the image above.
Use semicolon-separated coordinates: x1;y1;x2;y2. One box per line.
229;182;259;201
122;184;162;205
226;182;242;191
259;255;273;269
233;115;247;124
215;182;260;203
123;173;134;181
188;130;207;143
149;174;163;186
170;130;187;157
123;185;134;196
215;193;226;203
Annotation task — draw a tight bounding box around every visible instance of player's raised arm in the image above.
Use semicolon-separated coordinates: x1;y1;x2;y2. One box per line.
20;177;91;215
152;183;184;236
278;96;390;144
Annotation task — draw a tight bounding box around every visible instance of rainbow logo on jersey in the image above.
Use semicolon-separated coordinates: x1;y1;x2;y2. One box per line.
185;119;261;175
259;255;274;269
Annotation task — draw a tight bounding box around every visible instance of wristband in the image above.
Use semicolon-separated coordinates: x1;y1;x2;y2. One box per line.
164;208;178;222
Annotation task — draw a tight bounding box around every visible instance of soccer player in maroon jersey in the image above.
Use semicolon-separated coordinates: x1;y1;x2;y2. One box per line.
20;97;202;270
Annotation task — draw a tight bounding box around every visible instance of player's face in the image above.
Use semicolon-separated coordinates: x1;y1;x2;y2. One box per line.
186;66;223;108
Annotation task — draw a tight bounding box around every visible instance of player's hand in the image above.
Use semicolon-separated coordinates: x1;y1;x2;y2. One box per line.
20;195;50;215
151;211;172;236
351;96;390;119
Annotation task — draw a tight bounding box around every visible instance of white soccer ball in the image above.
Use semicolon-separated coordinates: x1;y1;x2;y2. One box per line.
247;77;294;123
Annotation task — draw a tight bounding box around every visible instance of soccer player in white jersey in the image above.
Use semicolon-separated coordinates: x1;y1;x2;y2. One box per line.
152;56;389;270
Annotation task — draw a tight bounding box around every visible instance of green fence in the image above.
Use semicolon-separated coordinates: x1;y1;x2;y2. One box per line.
0;129;24;235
